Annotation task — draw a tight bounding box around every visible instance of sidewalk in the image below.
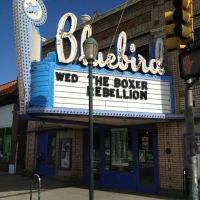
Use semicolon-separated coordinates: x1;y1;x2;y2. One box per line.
0;172;187;200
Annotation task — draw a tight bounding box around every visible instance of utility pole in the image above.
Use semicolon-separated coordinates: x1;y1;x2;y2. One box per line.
185;78;199;200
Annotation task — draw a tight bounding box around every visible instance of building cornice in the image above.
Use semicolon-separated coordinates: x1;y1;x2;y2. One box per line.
150;26;165;39
76;0;142;29
42;0;151;46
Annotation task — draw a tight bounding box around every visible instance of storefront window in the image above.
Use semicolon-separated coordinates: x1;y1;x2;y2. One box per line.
105;128;133;172
59;138;72;170
137;130;154;187
0;128;12;162
46;132;56;165
138;130;153;164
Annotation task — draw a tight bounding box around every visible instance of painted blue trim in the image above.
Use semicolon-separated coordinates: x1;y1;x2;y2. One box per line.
22;112;200;125
50;65;54;109
151;40;157;59
102;171;135;190
27;126;67;133
20;113;103;127
34;26;40;35
26;107;184;120
40;38;42;61
36;132;47;175
46;166;56;179
134;125;159;193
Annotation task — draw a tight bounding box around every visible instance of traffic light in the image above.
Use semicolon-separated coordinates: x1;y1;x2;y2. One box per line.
164;0;194;51
179;46;200;79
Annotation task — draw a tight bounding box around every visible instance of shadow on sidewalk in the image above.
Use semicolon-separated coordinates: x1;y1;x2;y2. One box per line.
0;173;73;192
74;184;185;200
0;173;192;200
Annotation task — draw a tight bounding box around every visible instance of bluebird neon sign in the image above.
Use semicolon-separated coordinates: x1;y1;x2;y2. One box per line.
56;13;165;75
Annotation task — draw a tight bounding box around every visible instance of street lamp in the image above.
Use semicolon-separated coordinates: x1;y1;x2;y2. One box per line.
83;37;98;200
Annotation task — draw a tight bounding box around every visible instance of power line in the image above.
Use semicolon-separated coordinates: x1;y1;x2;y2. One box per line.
107;0;129;55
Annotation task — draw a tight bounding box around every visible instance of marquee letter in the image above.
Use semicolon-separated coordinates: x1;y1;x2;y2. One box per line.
56;13;78;63
116;31;129;71
149;38;165;75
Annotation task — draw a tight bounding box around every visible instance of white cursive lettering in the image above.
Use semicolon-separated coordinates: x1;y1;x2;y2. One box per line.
55;13;165;75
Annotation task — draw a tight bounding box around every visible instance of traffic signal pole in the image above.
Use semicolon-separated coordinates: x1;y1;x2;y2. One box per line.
164;0;198;198
185;78;199;200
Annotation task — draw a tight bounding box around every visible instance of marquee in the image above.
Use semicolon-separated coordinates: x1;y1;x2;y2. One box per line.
13;0;177;119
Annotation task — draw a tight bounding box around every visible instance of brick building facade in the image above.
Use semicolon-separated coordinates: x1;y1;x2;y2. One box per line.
20;0;200;198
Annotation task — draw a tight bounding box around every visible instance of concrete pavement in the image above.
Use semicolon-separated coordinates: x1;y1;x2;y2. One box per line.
0;171;185;200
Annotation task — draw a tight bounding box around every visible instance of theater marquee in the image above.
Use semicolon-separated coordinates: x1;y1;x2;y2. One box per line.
54;69;171;114
13;0;176;119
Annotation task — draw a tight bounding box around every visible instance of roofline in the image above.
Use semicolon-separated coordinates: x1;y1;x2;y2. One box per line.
0;79;17;87
0;80;18;98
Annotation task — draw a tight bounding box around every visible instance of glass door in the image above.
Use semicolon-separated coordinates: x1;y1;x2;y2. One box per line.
93;131;101;181
84;130;102;185
135;128;159;193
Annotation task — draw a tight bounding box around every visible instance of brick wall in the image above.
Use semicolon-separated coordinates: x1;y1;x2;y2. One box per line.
55;128;84;181
157;121;183;190
25;123;84;180
71;129;83;178
25;131;37;173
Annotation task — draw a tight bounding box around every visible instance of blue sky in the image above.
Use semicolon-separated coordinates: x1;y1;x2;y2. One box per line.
0;0;126;85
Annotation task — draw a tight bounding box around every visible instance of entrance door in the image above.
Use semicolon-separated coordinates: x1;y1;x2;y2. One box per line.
93;131;101;182
85;130;102;185
134;128;159;193
36;132;47;175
